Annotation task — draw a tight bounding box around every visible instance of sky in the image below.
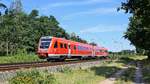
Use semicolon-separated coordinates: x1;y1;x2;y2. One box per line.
3;0;135;52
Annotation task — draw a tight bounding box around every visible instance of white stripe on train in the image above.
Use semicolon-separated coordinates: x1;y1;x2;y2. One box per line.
48;54;106;57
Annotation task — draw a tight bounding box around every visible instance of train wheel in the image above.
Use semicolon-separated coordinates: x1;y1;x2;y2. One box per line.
59;58;65;61
78;56;83;60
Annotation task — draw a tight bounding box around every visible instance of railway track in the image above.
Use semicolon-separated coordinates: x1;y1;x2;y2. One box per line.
0;59;102;72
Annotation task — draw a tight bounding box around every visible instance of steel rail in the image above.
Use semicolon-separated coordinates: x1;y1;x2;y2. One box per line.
0;59;102;72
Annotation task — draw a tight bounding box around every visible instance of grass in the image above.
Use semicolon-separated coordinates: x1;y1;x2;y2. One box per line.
10;70;57;84
55;61;125;84
4;54;149;84
54;69;105;84
115;64;136;84
142;59;150;83
0;53;42;64
114;55;148;84
9;60;126;84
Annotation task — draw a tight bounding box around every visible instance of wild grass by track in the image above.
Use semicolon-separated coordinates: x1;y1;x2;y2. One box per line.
9;59;130;84
1;54;149;84
0;54;42;64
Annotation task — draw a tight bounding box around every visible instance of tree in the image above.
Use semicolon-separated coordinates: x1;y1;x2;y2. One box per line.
0;0;89;56
89;42;97;46
0;8;76;55
0;1;8;15
9;0;23;14
120;50;135;55
136;47;146;55
120;0;150;59
70;32;87;43
29;9;39;18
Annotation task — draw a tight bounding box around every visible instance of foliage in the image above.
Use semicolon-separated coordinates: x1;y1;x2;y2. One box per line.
70;32;87;43
0;0;8;15
136;47;147;55
10;70;57;84
0;0;87;56
115;67;135;84
119;0;150;59
0;53;42;64
9;55;144;84
89;42;97;46
60;67;73;74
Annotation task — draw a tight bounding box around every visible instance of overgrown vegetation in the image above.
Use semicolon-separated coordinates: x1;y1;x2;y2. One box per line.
9;57;133;84
114;55;147;83
10;70;57;84
119;0;150;59
115;64;135;84
0;0;87;56
142;60;150;83
0;53;41;64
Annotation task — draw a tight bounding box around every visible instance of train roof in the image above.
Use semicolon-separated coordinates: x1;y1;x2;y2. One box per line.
41;36;107;49
52;37;93;47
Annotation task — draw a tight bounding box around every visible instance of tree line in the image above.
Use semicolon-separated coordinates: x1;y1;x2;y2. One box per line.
119;0;150;59
0;0;90;56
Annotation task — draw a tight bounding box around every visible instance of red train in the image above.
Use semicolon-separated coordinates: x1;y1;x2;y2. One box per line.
37;36;108;61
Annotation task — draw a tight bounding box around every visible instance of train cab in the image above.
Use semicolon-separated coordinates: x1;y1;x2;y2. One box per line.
37;36;52;59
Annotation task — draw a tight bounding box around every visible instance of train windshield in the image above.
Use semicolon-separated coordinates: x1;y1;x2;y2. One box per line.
40;38;51;49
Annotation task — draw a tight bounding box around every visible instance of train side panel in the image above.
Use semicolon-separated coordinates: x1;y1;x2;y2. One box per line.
37;36;109;60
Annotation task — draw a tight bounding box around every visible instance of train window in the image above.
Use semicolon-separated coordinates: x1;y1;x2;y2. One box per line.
74;45;76;50
78;46;85;50
54;41;58;48
40;38;51;49
41;39;51;41
64;44;67;49
60;43;63;48
40;41;50;49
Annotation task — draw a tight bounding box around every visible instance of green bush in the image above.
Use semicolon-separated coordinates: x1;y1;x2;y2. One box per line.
10;70;57;84
0;53;42;64
60;67;73;74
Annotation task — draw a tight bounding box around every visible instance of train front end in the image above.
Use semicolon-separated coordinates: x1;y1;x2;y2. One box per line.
37;36;52;59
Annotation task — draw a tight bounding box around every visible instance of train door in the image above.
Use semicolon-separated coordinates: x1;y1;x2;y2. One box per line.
92;50;95;56
68;43;71;58
92;47;96;57
53;40;58;54
93;50;96;56
73;45;76;55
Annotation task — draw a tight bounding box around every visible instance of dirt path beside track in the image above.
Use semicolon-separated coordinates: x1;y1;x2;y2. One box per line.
99;63;132;84
134;61;144;84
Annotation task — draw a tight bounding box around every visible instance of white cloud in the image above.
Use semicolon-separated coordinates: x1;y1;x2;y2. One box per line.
41;0;113;11
50;0;112;7
62;7;121;20
80;24;127;33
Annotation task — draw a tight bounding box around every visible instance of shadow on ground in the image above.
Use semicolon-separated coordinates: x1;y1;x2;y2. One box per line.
115;67;136;83
90;56;150;83
116;57;137;65
91;66;121;78
140;59;150;83
90;57;144;83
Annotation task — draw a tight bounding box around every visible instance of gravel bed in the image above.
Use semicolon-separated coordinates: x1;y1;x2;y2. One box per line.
0;61;101;83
